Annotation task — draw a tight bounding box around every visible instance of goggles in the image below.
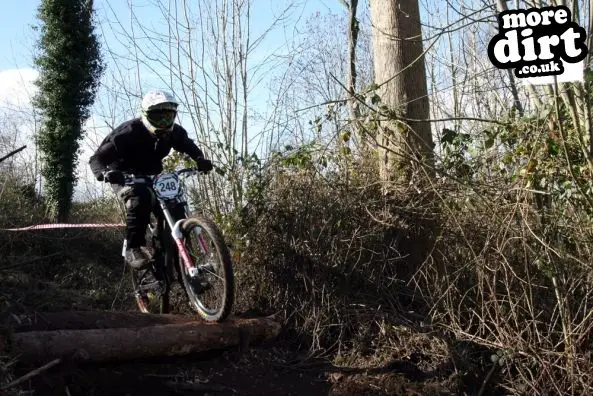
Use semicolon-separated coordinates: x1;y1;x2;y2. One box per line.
147;109;177;129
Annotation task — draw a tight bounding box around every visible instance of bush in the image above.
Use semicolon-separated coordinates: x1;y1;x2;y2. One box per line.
0;170;130;312
231;155;437;358
229;109;593;393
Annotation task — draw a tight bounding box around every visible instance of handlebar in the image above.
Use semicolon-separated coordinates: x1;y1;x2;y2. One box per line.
103;167;207;185
177;167;203;176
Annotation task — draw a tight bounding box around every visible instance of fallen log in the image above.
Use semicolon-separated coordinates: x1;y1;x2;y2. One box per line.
12;310;198;332
12;316;280;364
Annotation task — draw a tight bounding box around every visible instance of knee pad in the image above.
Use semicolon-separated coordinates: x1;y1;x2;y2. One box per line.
123;185;154;213
125;195;141;211
117;186;133;201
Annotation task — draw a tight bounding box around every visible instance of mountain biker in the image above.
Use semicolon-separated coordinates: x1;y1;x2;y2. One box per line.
89;89;213;270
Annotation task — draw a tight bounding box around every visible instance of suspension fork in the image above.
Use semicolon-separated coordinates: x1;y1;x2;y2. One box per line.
184;205;209;252
161;202;208;276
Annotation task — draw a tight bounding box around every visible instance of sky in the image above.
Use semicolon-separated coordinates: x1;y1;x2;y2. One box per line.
0;0;345;69
0;0;39;70
0;0;524;206
0;0;347;202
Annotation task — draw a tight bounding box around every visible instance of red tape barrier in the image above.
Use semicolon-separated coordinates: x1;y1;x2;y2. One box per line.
0;223;126;231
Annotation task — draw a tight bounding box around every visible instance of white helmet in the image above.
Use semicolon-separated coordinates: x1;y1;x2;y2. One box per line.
140;89;179;134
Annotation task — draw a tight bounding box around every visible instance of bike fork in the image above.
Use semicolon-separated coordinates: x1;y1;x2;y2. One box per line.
162;204;209;276
171;220;209;276
183;206;209;252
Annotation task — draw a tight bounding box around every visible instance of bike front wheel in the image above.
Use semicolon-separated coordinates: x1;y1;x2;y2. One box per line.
179;215;234;321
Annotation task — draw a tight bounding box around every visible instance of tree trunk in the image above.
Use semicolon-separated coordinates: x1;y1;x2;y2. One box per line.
11;310;198;332
347;0;361;124
369;0;434;181
11;315;281;364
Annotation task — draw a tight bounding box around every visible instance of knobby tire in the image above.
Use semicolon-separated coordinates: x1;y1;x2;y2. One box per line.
179;214;234;322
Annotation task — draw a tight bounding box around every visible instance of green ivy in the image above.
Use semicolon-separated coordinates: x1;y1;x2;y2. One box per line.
33;0;104;221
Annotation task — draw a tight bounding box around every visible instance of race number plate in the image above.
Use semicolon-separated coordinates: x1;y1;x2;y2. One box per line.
154;173;181;199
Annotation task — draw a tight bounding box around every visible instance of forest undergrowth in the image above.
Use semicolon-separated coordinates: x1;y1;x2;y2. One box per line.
2;106;593;395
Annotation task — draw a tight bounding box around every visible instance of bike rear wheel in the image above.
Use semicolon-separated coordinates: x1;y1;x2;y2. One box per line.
179;215;234;321
131;267;170;314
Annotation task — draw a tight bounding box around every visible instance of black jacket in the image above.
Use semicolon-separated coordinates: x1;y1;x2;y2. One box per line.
89;118;204;179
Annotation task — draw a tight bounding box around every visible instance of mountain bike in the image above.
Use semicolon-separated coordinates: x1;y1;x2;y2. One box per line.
115;168;234;322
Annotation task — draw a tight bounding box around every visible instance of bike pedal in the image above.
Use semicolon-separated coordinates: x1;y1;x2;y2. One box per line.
138;280;161;292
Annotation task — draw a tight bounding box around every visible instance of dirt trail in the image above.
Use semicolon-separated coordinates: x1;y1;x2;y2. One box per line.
15;345;332;396
1;273;334;395
1;262;461;395
12;342;455;396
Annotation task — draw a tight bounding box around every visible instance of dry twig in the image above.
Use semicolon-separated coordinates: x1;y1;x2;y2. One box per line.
0;358;61;391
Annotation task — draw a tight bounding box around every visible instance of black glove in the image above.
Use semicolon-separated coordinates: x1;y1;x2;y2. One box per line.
195;158;213;173
102;170;125;185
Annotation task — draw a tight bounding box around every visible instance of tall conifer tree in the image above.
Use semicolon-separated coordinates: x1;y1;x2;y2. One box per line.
34;0;104;220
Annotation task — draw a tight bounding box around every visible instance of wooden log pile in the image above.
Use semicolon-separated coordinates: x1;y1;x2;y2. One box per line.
4;311;281;364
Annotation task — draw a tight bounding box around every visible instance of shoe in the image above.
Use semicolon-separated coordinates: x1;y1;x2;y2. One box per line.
125;247;151;270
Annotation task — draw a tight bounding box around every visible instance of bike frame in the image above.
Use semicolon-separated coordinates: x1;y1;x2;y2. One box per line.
123;169;210;278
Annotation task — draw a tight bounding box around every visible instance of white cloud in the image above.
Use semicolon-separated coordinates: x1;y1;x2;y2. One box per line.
0;67;112;203
0;68;38;181
0;68;38;111
0;68;38;154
